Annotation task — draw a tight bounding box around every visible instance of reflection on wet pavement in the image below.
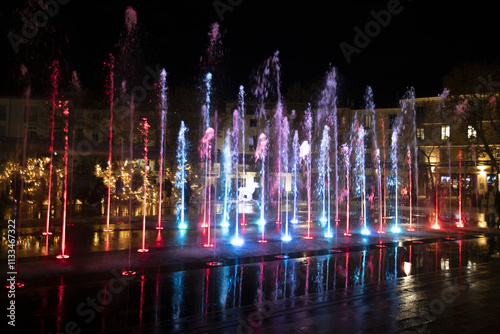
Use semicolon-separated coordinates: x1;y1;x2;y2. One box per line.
13;236;500;333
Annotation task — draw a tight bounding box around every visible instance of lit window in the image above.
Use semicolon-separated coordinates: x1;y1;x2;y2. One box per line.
467;125;476;139
364;114;372;129
441;125;450;140
417;128;425;140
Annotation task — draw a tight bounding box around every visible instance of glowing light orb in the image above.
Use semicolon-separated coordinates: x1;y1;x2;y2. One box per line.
275;254;289;259
391;226;401;233
257;218;266;226
319;216;328;224
207;261;222;267
220;220;230;228
121;270;136;276
56;254;69;259
361;228;371;236
230;237;244;246
178;222;188;230
137;248;149;253
290;218;299;224
324;231;333;238
281;234;292;242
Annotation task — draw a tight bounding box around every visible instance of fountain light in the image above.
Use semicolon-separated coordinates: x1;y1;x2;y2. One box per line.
391;225;401;233
230;236;244;246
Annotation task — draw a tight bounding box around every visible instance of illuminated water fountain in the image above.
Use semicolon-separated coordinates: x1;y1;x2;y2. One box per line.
318;125;330;231
104;54;114;233
43;61;59;237
255;133;268;243
390;117;402;234
341;143;352;236
353;116;369;235
138;118;150;253
365;86;385;234
281;117;291;242
176;121;189;230
303;107;313;239
231;111;244;246
156;69;167;230
200;127;215;247
221;130;232;228
290;131;300;225
201;73;212;229
56;100;70;260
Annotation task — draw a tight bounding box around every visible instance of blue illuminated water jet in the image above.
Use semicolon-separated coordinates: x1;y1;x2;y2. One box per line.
221;130;231;228
176;121;188;230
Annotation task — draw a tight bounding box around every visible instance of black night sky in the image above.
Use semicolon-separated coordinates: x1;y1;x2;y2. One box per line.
1;0;497;107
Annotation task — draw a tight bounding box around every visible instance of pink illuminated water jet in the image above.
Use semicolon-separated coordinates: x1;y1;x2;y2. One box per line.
200;127;215;247
255;133;268;243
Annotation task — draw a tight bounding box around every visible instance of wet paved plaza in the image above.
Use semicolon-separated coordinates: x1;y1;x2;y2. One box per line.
3;202;500;333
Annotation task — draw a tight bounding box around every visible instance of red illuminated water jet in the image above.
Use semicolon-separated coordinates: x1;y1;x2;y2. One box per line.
43;61;59;236
456;151;464;228
104;54;114;233
431;166;441;230
56;101;70;260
